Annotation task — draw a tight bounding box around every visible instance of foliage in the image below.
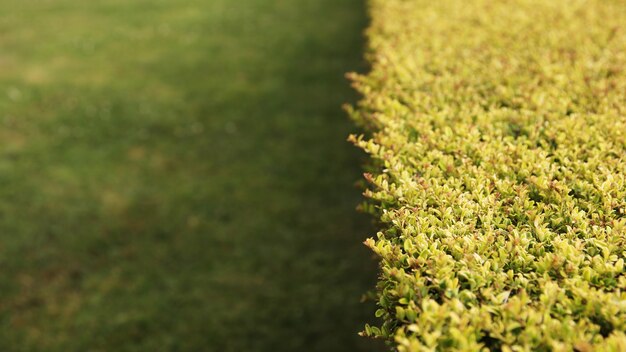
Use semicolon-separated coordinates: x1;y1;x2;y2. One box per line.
349;0;626;350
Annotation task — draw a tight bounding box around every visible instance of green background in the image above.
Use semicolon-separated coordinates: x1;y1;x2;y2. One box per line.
0;0;381;350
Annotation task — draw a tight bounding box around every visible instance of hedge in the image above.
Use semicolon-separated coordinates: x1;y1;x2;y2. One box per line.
348;0;626;350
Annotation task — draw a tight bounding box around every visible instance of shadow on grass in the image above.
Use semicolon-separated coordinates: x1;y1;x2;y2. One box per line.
192;1;384;350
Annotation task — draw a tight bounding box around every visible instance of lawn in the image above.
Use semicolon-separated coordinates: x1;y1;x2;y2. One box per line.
0;0;380;350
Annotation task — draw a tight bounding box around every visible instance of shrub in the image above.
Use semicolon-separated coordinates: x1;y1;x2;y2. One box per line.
348;0;626;350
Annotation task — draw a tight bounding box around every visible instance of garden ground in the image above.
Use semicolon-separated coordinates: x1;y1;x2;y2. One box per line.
0;0;380;350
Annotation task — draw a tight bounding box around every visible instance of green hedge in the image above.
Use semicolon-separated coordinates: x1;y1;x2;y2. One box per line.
349;0;626;350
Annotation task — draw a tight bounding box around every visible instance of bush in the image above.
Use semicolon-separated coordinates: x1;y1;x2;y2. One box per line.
348;0;626;350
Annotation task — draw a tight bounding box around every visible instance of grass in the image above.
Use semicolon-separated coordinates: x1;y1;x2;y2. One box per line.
0;0;380;350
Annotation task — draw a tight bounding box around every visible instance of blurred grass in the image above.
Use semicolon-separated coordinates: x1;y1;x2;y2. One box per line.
0;0;380;351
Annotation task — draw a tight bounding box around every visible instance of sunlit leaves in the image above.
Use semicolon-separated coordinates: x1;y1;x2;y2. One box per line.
351;0;626;350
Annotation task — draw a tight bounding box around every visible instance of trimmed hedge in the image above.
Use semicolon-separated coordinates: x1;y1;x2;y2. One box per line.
348;0;626;350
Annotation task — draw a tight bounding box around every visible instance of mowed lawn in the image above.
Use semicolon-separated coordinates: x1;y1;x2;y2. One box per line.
0;0;379;351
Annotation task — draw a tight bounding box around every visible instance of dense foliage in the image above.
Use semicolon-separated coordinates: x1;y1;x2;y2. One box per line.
349;0;626;350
